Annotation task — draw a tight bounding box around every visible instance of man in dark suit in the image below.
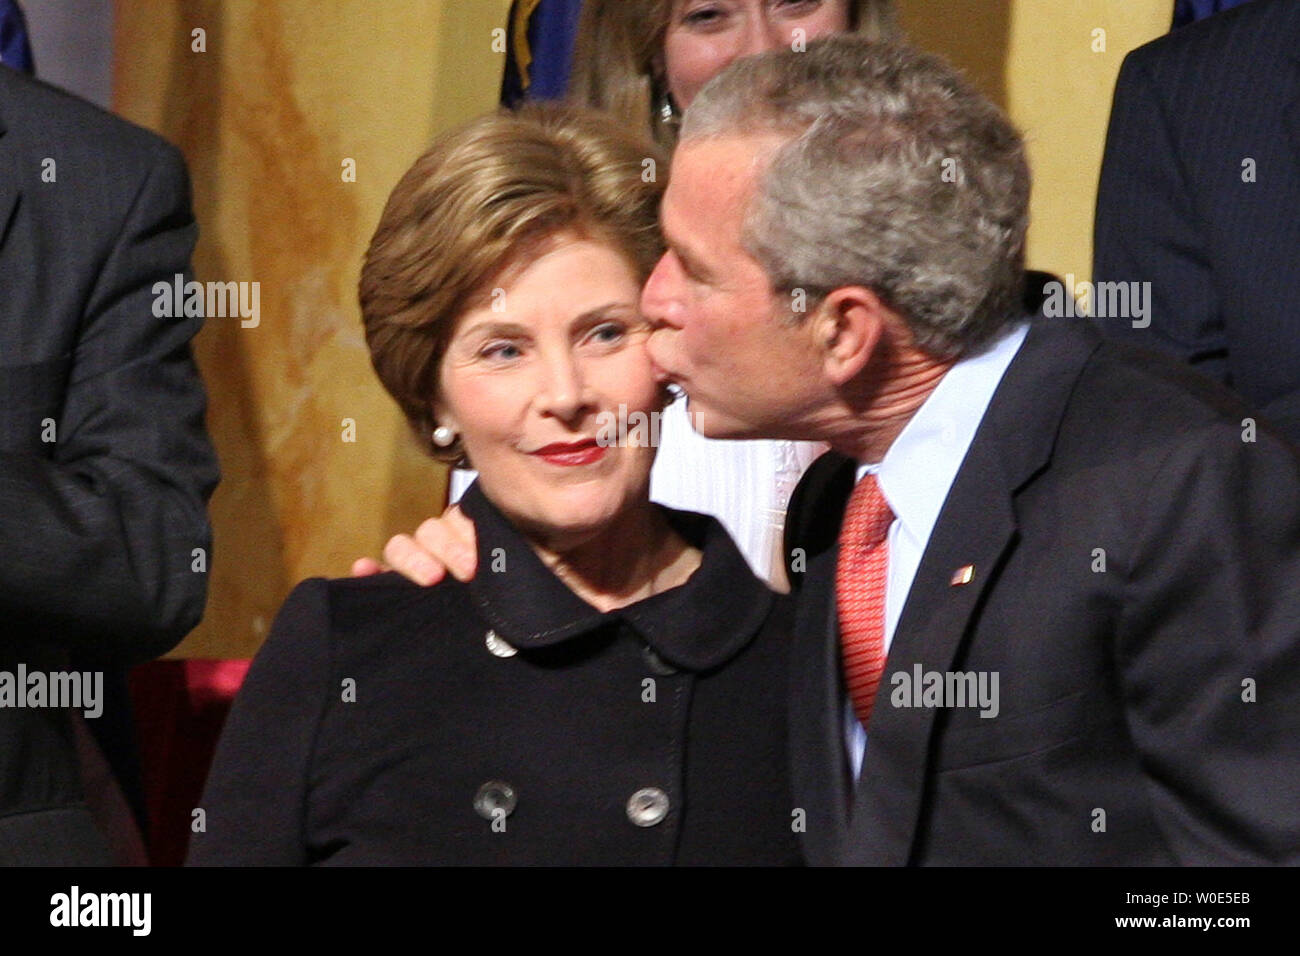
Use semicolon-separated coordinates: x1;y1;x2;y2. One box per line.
638;35;1300;864
1094;0;1300;444
0;65;219;863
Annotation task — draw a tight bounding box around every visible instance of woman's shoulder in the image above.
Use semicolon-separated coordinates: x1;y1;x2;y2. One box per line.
306;570;461;616
267;572;475;661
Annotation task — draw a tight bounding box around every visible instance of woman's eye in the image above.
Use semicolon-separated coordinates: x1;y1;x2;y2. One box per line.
587;322;627;345
480;341;522;362
681;4;727;28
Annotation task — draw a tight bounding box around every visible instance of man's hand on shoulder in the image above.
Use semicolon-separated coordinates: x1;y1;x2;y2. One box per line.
351;504;479;586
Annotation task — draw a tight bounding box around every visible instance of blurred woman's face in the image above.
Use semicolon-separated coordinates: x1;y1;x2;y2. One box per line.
436;237;661;545
663;0;852;109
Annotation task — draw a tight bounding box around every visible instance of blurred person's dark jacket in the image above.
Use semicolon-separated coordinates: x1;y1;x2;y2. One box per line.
1094;0;1300;445
0;67;218;864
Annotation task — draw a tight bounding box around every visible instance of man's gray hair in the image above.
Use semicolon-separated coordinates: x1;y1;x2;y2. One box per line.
681;36;1030;359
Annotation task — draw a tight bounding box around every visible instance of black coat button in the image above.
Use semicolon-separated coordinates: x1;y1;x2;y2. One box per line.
474;780;517;820
485;629;517;658
626;787;670;827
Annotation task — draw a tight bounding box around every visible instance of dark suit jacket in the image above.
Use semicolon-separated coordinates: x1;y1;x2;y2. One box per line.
188;482;800;866
784;317;1300;865
1094;0;1300;444
0;68;218;863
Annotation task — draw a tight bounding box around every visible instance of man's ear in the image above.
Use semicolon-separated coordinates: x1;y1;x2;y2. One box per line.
816;286;888;387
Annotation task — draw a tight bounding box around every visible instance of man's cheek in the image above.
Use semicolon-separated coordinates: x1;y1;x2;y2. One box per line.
681;324;714;364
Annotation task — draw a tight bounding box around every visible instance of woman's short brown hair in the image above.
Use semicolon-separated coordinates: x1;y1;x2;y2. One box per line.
359;105;667;463
568;0;899;150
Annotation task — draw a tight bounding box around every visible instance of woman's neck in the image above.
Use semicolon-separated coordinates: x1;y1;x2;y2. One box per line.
526;502;700;613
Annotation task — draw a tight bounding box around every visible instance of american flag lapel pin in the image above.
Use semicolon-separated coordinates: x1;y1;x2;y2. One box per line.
950;564;975;586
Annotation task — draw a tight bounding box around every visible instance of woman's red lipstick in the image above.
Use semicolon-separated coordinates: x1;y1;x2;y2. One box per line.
531;439;606;466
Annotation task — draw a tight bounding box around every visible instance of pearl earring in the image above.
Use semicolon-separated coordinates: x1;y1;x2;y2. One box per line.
432;424;456;448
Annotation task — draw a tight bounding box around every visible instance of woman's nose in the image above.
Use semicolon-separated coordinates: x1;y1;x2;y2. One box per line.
537;352;591;422
738;14;790;58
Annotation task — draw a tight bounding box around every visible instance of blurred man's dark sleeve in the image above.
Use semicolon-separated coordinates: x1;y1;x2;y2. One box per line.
0;66;218;863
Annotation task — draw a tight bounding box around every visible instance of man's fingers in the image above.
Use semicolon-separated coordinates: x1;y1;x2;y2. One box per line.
382;533;447;587
376;506;479;587
412;505;479;581
349;557;388;577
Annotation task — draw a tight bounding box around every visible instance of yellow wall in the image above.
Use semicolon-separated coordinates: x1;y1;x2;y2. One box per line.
114;0;511;657
899;0;1169;283
110;0;1173;659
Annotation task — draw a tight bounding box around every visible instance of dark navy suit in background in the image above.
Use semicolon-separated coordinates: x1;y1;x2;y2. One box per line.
1094;0;1300;444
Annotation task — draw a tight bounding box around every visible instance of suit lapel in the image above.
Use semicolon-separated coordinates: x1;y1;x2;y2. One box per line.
0;109;19;254
785;453;856;865
789;537;851;864
842;438;1017;864
839;318;1103;865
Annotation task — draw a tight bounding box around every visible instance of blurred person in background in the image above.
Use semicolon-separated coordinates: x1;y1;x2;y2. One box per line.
1094;0;1300;445
0;40;218;863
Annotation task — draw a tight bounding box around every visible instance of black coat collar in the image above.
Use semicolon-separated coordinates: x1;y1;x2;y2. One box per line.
459;481;775;672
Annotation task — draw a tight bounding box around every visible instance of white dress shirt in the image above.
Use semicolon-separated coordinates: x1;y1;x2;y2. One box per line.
647;398;824;583
844;323;1029;779
449;395;825;585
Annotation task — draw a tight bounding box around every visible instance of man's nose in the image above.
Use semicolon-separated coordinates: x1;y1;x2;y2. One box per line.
640;254;679;329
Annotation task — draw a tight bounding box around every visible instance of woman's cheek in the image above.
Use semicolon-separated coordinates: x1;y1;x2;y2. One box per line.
454;375;527;441
664;38;729;111
611;352;664;413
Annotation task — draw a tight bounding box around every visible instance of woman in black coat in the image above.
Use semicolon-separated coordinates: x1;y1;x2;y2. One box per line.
187;105;800;866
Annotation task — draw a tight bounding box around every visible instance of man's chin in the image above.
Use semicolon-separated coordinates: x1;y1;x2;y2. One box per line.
682;399;767;441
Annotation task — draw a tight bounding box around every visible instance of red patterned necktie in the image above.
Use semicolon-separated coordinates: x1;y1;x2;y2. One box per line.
836;472;894;730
